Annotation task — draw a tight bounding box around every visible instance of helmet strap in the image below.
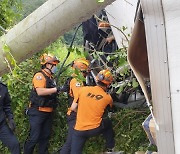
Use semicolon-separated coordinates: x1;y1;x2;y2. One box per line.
44;63;53;74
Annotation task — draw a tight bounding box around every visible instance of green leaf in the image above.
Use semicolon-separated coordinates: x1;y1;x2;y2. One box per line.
132;78;139;88
97;0;104;2
127;82;131;86
2;44;11;53
83;50;89;57
118;57;126;66
116;86;124;94
98;51;104;56
122;26;128;31
68;47;74;53
75;48;82;55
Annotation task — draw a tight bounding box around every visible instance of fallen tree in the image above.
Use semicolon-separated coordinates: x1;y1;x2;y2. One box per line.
0;0;115;75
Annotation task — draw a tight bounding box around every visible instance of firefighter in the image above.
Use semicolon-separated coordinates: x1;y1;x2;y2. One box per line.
70;69;115;154
0;81;20;154
24;53;61;154
60;58;90;154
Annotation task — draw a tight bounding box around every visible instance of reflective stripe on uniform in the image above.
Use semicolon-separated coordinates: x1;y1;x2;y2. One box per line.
38;107;53;112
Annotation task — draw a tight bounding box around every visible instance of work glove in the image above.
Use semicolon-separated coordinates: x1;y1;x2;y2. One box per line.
8;118;16;131
57;85;68;93
24;107;29;116
56;86;63;93
108;112;113;118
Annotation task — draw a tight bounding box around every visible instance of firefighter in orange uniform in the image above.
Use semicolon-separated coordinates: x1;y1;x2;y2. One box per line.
60;58;90;154
24;53;61;154
70;69;115;154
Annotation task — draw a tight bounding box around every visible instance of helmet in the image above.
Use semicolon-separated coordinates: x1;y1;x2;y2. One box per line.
72;58;89;71
40;53;59;65
98;21;110;29
96;69;113;86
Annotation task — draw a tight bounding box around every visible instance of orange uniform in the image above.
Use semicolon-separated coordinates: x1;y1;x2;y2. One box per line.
32;71;49;88
69;78;84;99
30;70;55;112
24;53;59;154
74;86;113;130
67;78;84;115
60;58;89;154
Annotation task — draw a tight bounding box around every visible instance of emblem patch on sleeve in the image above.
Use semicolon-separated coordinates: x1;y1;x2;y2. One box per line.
36;75;42;80
76;82;81;87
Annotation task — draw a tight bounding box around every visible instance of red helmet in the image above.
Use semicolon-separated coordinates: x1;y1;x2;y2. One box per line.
40;53;59;65
72;58;89;71
96;69;113;86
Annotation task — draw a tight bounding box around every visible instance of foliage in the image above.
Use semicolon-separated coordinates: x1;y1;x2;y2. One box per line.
21;0;47;18
84;109;150;154
0;38;82;153
0;0;22;36
80;24;151;153
0;1;150;153
0;36;150;153
90;46;140;96
112;109;150;153
20;0;83;46
0;0;83;46
63;26;84;46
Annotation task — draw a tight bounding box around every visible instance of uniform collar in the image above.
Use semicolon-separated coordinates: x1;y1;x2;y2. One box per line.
96;85;106;92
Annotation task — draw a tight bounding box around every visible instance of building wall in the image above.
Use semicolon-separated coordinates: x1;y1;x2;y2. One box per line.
106;0;138;48
162;1;180;153
141;0;175;153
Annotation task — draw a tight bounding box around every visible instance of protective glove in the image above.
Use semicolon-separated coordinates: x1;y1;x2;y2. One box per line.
56;86;63;93
8;118;16;131
24;107;29;116
108;112;113;118
57;85;68;93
